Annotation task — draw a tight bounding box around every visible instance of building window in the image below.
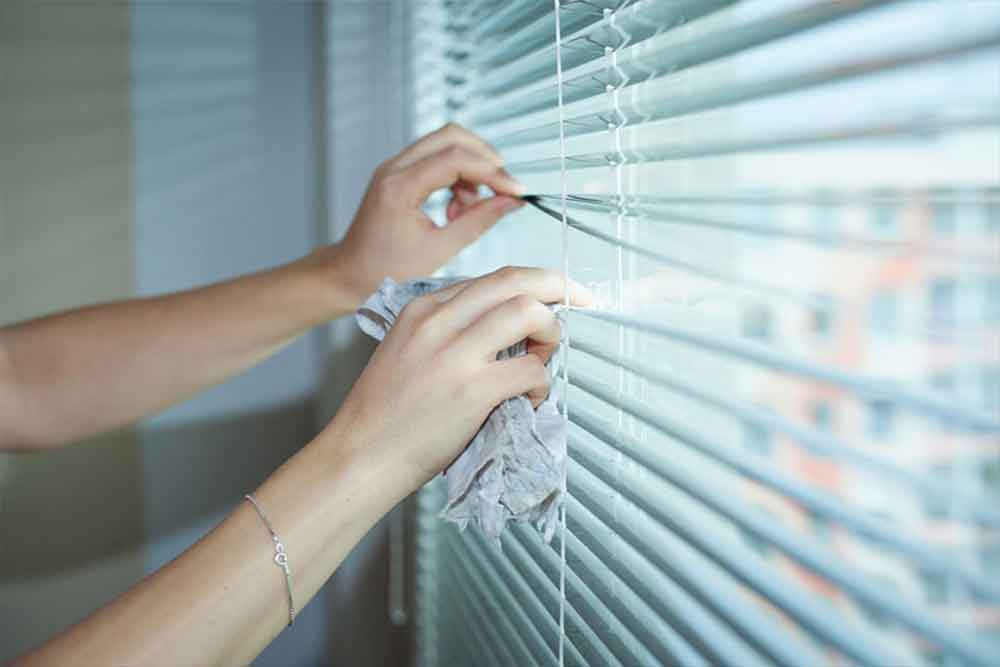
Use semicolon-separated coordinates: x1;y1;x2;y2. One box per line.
984;369;1000;414
982;456;1000;490
869;191;897;231
986;277;1000;323
930;371;955;394
982;547;1000;575
929;278;957;329
809;293;835;339
986;202;1000;233
868;290;898;333
742;305;773;341
868;400;894;439
811;401;835;431
743;420;771;455
931;201;957;235
921;572;949;605
814;190;838;242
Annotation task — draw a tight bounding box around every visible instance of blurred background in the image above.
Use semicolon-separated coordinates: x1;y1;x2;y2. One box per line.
2;1;999;666
1;1;409;664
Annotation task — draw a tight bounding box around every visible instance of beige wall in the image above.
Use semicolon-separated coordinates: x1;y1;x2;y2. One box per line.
0;2;144;658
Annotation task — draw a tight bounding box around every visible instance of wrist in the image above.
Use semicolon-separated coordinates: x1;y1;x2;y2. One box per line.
291;246;366;323
313;404;421;508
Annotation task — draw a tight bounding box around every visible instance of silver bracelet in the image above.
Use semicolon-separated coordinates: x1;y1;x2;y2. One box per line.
244;493;296;626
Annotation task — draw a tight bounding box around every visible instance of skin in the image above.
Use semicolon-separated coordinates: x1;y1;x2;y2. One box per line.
1;123;592;665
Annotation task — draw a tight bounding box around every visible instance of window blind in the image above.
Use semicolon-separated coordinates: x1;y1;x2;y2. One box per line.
408;1;1000;666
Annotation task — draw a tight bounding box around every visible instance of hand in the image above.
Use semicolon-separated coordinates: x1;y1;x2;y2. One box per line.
325;267;592;494
326;124;526;309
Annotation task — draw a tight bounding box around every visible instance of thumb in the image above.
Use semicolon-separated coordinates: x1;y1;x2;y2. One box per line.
440;195;524;249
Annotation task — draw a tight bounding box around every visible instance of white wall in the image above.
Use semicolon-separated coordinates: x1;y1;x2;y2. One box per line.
1;2;336;664
131;3;332;665
0;2;143;659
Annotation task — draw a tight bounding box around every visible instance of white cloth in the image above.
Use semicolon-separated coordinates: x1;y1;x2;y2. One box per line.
357;277;566;545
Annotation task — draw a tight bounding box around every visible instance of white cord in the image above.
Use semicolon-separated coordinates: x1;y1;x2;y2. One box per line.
553;1;569;665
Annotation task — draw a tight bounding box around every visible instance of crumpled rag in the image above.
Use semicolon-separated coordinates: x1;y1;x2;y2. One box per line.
356;277;566;545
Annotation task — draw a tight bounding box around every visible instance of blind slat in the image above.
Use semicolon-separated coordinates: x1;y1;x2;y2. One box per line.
466;0;890;124
454;531;590;666
567;373;1000;600
572;337;999;527
566;382;999;666
498;528;624;667
409;0;1000;664
483;25;1000;148
572;308;1000;433
505;523;662;667
564;433;902;665
562;492;788;667
445;536;554;665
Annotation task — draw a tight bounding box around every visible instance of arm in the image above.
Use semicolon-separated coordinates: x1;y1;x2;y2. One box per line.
0;123;525;451
14;268;592;666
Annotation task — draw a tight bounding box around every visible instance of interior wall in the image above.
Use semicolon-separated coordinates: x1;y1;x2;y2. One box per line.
131;3;332;665
0;2;144;659
1;2;334;664
322;1;413;665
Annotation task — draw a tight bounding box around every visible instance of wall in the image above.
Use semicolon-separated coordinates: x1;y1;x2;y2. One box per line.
1;2;334;664
322;1;414;665
0;1;144;658
131;3;332;665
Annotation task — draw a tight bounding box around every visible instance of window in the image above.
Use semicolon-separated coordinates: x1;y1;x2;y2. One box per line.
813;190;838;243
742;420;771;455
809;293;835;339
931;201;957;236
870;193;897;232
811;400;835;432
986;277;1000;323
868;400;894;439
406;2;1000;666
869;290;898;333
742;304;773;341
984;369;1000;414
986;202;1000;234
929;278;957;329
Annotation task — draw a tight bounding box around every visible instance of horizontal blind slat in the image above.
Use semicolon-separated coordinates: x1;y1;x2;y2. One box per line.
561;491;789;667
484;23;1000;149
455;530;590;666
498;528;624;667
568;377;1000;600
565;448;836;666
504;523;662;666
564;426;907;666
571;308;1000;433
571;337;999;527
467;0;892;124
445;535;554;665
545;194;994;264
566;378;999;666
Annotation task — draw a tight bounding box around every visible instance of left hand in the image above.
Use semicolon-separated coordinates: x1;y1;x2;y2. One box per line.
324;123;526;308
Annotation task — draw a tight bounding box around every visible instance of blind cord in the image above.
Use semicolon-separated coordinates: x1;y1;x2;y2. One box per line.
552;1;568;665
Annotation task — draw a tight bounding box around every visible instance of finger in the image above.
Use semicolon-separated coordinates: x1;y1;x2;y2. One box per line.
391;123;503;170
440;195;523;251
448;180;481;222
400;146;524;205
459;295;560;363
434;266;592;333
480;354;551;409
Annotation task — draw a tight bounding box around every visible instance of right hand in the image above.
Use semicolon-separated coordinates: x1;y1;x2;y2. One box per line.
327;267;592;493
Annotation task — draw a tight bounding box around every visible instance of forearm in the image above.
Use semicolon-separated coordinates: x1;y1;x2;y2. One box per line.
0;250;358;450
14;418;408;666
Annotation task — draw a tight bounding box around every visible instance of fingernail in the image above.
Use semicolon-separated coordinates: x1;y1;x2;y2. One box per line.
509;178;527;196
499;196;524;212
